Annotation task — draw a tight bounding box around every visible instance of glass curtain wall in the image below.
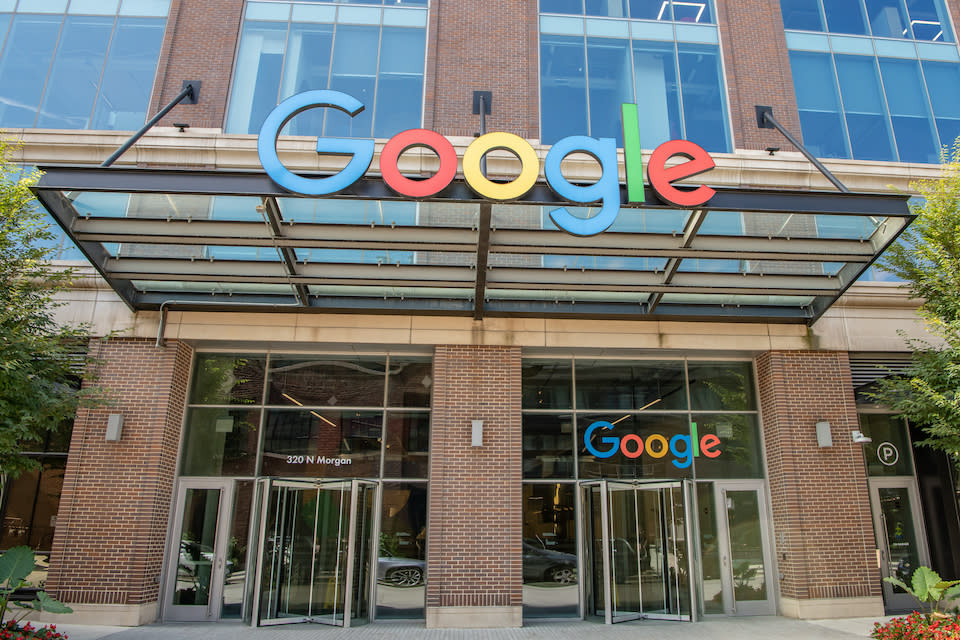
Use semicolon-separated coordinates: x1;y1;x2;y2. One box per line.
782;0;960;163
0;0;170;130
538;0;731;151
225;0;427;137
180;352;432;619
521;358;763;617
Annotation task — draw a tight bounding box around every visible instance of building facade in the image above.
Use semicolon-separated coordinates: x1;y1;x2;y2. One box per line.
2;0;960;629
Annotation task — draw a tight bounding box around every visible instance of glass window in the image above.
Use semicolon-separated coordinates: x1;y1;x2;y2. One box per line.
180;408;261;476
923;61;960;148
189;354;266;405
688;362;756;411
522;483;578;617
691;415;763;478
836;55;896;161
387;357;432;408
576;361;687;410
879;57;940;163
268;356;386;407
260;409;382;477
523;414;575;478
781;0;824;30
383;412;429;478
0;458;66;552
860;414;915;476
824;0;868;34
226;4;427;136
0;4;167;130
522;360;572;409
790;50;850;158
539;4;729;150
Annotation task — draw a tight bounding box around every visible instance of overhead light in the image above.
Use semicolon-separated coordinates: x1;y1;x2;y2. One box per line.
282;393;303;406
311;411;337;428
637;398;662;411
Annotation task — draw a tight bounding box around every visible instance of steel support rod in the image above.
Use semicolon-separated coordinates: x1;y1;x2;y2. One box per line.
102;82;199;168
755;105;849;193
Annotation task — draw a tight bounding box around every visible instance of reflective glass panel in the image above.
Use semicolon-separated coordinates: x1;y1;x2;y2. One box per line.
879;57;940;163
906;0;952;41
522;484;578;617
587;36;633;144
823;0;868;34
91;17;165;130
374;27;426;137
383;412;429;478
268;356;386;407
697;483;724;613
540;34;588;144
866;0;909;38
189;354;266;405
523;413;575;478
836;55;896;161
860;414;914;476
688;362;756;411
180;408;261;476
522;359;572;409
632;40;683;145
677;42;729;152
725;490;767;601
781;0;824;30
576;360;687;410
921;60;960;152
387;357;432;408
0;458;65;552
225;20;286;134
878;487;923;591
377;482;427;617
790;50;850;158
691;414;763;478
0;15;61;127
174;488;221;606
260;409;382;477
325;24;377;137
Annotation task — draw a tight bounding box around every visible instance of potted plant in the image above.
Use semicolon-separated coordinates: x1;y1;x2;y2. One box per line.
0;547;72;639
872;566;960;640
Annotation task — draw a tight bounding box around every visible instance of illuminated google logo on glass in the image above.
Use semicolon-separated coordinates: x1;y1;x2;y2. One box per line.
258;90;716;237
584;421;721;469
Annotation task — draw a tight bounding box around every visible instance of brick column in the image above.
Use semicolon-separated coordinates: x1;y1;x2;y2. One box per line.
755;351;883;618
46;338;193;625
425;345;523;628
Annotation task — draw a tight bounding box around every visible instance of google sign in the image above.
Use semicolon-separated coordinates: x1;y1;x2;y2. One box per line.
584;421;721;469
258;90;716;237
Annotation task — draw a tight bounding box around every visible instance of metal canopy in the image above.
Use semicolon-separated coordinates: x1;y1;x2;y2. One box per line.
33;165;914;324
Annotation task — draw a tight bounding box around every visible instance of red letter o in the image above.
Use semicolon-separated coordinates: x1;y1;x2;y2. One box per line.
620;434;644;458
380;129;457;198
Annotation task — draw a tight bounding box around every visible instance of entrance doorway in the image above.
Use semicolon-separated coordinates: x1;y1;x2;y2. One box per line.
163;479;238;622
868;477;930;612
695;480;775;616
252;478;378;627
580;480;694;623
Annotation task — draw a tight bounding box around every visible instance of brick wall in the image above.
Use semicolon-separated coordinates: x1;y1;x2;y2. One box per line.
755;351;881;602
150;0;244;132
424;1;540;140
426;345;522;610
717;0;803;152
47;339;193;606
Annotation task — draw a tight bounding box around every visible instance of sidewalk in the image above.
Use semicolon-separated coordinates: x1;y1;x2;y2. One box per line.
51;616;887;640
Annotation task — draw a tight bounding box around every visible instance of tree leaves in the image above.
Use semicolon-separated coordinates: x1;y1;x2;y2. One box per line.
0;547;36;590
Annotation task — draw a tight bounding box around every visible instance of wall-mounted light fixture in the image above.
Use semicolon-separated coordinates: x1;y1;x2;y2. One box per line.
471;420;483;447
815;420;833;447
106;413;124;441
852;430;873;444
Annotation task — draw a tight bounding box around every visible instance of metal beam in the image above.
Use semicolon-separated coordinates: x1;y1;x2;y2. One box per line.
35;166;913;217
261;196;308;306
474;203;492;320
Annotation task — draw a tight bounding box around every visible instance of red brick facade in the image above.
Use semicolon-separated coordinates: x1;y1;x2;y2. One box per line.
755;351;881;602
425;345;523;611
47;339;192;606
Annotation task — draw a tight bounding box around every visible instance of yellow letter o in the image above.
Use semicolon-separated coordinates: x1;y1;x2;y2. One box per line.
463;132;539;201
645;434;669;459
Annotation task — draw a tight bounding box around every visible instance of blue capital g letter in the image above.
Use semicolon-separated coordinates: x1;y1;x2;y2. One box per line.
584;421;619;458
258;90;375;196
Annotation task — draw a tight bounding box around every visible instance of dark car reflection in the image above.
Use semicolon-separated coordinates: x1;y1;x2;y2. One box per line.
523;540;577;584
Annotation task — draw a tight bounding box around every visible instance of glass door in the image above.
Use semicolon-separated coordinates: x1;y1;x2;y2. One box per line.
868;478;929;612
253;478;377;627
164;479;235;622
703;480;775;616
580;480;694;624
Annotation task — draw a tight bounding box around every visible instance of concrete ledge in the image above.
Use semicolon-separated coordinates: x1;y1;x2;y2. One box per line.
25;602;158;626
781;596;884;619
426;606;522;628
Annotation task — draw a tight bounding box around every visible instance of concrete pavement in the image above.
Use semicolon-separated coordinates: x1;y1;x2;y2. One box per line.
49;616;888;640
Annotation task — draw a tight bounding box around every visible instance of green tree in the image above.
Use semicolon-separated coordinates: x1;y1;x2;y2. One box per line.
871;141;960;468
0;141;103;480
